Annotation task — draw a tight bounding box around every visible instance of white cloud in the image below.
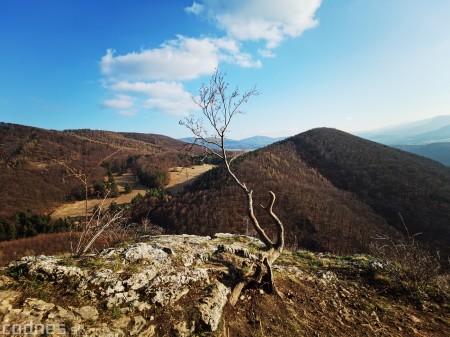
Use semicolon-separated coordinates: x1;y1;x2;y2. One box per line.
185;1;204;15
102;94;135;110
190;0;321;49
108;80;198;116
110;81;187;97
144;96;196;116
99;1;321;118
117;108;138;117
100;35;260;82
258;48;276;58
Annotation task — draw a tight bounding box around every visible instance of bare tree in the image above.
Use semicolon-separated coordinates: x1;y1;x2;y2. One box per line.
51;148;125;256
51;148;121;229
75;191;126;255
180;69;285;305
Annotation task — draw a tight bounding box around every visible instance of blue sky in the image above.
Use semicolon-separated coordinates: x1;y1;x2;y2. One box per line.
1;0;449;139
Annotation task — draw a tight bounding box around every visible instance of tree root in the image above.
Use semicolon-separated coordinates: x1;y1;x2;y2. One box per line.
229;258;283;306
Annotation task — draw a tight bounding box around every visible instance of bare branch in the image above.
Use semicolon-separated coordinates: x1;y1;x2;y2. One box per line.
228;151;245;164
261;191;284;250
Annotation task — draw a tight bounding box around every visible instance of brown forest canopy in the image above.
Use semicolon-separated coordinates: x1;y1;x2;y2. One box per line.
2;123;450;257
145;128;450;256
0;123;193;219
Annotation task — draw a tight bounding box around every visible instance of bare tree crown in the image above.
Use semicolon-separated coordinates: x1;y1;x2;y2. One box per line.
180;69;259;161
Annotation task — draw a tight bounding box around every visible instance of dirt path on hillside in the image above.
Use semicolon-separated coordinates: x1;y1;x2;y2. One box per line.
51;165;214;219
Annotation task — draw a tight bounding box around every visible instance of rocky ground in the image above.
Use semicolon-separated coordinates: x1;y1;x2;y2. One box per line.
0;234;449;336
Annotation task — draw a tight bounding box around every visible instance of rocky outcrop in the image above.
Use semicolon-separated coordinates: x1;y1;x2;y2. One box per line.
0;234;263;336
1;234;449;336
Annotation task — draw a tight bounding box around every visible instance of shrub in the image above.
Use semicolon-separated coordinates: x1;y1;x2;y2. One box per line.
131;193;143;204
124;183;133;194
138;170;168;189
145;188;166;199
369;227;441;296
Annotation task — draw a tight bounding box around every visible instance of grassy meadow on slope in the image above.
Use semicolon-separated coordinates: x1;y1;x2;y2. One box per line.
0;123;203;244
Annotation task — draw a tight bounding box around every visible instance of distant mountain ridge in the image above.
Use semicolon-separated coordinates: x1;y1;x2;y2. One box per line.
179;136;286;150
356;115;450;165
357;115;450;144
394;142;450;166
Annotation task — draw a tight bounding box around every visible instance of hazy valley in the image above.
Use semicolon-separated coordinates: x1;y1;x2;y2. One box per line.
357;115;450;166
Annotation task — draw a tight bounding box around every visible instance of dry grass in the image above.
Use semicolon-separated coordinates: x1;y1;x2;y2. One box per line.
0;232;76;265
51;167;213;219
0;232;130;266
166;164;215;193
51;173;147;219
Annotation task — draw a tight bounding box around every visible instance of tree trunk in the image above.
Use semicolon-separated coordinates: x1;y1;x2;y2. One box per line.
229;191;284;306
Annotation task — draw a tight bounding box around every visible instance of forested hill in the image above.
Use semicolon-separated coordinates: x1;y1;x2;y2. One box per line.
394;143;450;166
146;128;450;256
289;128;450;254
147;138;397;255
0;123;192;219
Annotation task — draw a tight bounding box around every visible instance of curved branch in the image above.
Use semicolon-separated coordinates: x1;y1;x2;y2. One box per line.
246;191;273;248
261;191;285;251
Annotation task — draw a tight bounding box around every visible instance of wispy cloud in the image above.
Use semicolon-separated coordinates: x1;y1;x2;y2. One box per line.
102;94;138;117
111;81;188;97
258;49;276;58
102;94;135;110
117;108;139;117
185;1;204;15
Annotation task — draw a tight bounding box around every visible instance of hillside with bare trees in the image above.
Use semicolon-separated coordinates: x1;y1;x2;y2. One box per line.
0;122;193;224
141;128;450;257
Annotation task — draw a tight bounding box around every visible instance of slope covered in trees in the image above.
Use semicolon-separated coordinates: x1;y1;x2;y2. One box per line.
290;128;450;255
394;142;450;166
0;123;192;222
144;128;450;256
145;142;396;254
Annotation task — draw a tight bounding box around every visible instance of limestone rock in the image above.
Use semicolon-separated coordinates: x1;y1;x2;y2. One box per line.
8;255;86;283
124;269;158;290
113;315;131;329
76;306;99;321
216;244;254;258
0;234;258;336
140;325;156;337
0;290;20;315
150;287;190;306
123;242;169;263
173;321;195;337
130;315;147;336
197;281;230;331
